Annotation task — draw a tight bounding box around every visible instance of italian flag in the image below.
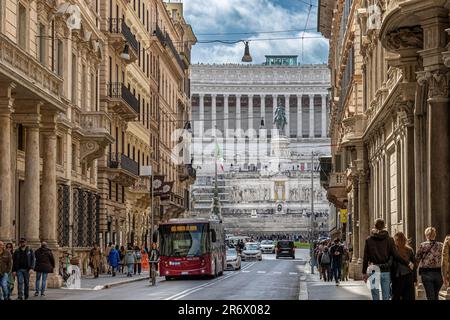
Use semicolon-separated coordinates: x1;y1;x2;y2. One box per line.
215;142;224;172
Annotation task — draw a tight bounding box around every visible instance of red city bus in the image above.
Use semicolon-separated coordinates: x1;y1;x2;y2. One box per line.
159;218;225;280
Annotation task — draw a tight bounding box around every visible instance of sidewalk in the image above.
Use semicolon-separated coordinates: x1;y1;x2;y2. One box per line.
300;259;371;300
70;271;151;290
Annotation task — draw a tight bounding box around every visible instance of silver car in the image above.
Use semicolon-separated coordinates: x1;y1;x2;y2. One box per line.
225;248;241;270
241;242;262;261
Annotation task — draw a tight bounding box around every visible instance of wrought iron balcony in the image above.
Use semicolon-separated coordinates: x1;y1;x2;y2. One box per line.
165;33;185;71
107;18;138;53
154;25;166;46
106;82;139;115
108;152;139;177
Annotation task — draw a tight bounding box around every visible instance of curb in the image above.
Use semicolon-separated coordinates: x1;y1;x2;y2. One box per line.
298;274;308;300
98;276;151;289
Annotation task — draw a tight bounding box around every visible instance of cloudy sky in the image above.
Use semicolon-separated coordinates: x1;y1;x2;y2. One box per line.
183;0;329;64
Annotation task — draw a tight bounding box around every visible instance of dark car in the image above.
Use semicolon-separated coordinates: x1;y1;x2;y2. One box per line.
276;240;295;259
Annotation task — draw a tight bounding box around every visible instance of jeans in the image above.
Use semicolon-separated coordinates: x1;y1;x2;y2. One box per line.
35;272;48;295
370;272;391;300
134;263;142;275
421;271;443;300
127;264;133;276
17;269;30;299
332;263;341;283
0;273;9;300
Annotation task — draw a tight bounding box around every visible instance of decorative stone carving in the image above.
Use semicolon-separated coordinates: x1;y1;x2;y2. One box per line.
384;26;423;52
417;68;450;99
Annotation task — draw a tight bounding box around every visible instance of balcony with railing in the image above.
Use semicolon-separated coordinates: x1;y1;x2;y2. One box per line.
108;152;140;177
153;24;166;46
0;33;63;107
165;33;185;71
105;83;139;120
326;172;348;206
106;18;138;59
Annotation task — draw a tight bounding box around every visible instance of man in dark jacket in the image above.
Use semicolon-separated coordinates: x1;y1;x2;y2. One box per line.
330;238;344;286
34;242;55;296
362;219;413;300
12;238;35;300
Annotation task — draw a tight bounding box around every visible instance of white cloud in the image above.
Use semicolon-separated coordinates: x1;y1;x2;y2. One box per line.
184;0;329;64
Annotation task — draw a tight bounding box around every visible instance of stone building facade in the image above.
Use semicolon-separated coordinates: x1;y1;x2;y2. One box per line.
318;0;450;297
190;61;331;235
0;0;196;286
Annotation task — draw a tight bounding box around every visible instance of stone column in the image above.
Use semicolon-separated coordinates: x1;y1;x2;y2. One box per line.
236;94;241;132
350;174;360;277
20;103;42;248
260;95;265;127
416;6;450;241
321;94;327;137
248;95;253;135
309;94;315;138
40;113;58;244
284;95;290;137
297;95;302;138
211;94;216;131
357;170;369;280
224;94;229;134
199;94;204;136
272;94;277;130
40;111;62;287
0;84;15;243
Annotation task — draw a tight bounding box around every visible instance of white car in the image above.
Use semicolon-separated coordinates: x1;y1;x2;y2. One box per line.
241;242;262;261
225;248;241;270
260;240;275;254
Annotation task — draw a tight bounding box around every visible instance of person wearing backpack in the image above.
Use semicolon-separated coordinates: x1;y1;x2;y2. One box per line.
134;246;142;275
319;246;332;282
416;227;444;300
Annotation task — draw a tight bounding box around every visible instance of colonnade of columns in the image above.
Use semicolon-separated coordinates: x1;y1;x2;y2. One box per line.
194;93;328;138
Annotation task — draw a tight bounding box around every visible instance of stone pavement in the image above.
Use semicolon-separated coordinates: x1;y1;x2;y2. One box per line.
300;257;371;300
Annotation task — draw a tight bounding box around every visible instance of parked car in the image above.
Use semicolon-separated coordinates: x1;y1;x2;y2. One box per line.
260;240;275;254
241;242;262;261
225;248;241;270
276;240;295;259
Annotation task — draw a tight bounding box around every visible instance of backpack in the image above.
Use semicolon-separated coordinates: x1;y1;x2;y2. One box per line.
135;251;142;260
321;252;330;264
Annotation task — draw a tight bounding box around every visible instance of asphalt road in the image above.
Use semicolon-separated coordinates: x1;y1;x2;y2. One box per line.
30;250;308;300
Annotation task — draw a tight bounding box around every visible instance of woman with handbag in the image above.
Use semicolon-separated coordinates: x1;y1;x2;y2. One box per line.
416;227;444;300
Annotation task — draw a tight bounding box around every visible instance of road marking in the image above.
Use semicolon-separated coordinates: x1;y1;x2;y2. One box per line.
289;272;298;275
241;270;250;273
165;262;256;300
257;271;266;274
273;272;282;274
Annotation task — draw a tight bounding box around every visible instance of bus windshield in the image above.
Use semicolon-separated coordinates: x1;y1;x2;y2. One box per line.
159;224;208;257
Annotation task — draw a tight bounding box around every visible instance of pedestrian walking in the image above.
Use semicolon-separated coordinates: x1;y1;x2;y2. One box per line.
330;238;344;286
104;242;114;274
5;243;14;297
391;232;416;300
0;241;12;300
134;246;142;275
124;246;135;277
12;238;35;300
89;243;102;278
362;219;412;300
341;246;350;282
319;246;332;282
33;242;55;297
443;234;450;289
416;227;444;300
119;245;126;273
108;246;120;277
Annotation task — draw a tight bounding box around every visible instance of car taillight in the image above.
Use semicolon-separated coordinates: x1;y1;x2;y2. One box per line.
201;258;205;266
